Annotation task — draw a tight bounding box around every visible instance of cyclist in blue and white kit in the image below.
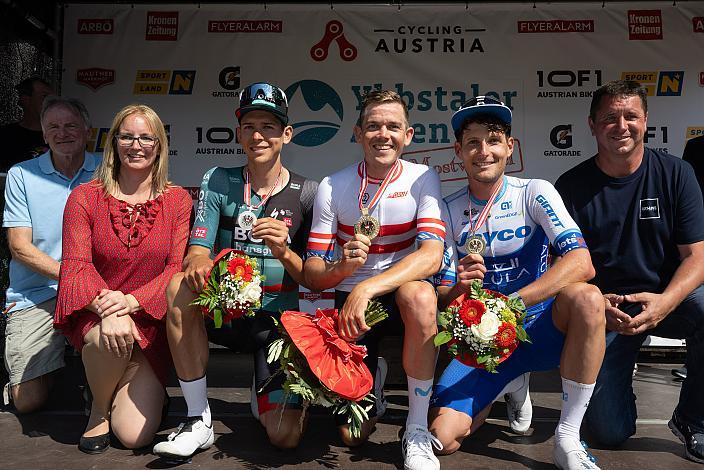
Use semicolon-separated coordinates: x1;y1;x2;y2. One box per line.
427;96;606;470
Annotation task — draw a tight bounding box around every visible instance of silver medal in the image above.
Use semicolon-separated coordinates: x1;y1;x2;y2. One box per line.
237;209;257;230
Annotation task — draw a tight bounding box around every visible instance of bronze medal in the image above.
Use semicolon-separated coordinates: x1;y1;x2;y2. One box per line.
464;235;486;255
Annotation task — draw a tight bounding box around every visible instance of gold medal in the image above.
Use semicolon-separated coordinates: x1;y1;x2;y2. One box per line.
354;209;380;240
464;234;486;255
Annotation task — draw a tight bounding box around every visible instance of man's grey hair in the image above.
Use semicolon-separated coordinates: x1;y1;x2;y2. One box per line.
40;96;91;130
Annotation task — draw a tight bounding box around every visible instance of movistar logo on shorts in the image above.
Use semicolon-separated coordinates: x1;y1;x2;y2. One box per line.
285;80;343;147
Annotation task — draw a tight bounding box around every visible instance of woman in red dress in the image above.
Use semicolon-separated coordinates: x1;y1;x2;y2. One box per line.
54;104;192;454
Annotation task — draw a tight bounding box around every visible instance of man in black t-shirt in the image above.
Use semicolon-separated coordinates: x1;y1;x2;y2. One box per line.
0;77;54;173
683;135;704;193
556;80;704;464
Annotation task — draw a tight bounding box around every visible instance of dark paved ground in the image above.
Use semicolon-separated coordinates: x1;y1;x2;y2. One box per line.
1;351;699;469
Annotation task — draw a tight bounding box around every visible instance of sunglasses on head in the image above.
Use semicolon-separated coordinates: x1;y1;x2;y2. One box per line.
238;83;288;108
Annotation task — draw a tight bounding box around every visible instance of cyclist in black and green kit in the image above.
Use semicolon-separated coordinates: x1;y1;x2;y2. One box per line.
153;82;317;459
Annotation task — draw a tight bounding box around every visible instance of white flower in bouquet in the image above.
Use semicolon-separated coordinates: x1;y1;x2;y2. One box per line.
240;280;262;304
471;311;500;342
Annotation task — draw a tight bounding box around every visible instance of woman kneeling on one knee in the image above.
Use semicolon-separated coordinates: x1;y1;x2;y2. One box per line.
54;104;192;454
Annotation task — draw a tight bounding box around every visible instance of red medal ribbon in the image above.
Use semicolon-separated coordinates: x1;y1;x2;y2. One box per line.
244;166;283;210
468;177;503;236
358;160;402;214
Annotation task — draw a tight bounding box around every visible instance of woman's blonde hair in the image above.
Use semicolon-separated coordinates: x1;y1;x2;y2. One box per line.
94;104;171;196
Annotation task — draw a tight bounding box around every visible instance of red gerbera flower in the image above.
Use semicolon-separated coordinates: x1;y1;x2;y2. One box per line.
458;299;485;327
227;257;253;281
495;322;517;348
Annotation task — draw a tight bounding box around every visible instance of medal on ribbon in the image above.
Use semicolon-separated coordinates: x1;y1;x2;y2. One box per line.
463;180;503;255
238;166;282;230
354;160;401;240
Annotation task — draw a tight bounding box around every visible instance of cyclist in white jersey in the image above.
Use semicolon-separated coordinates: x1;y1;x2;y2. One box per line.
427;96;606;470
305;90;445;470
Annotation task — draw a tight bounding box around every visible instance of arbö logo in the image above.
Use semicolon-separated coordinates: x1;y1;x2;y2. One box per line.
285;80;343;147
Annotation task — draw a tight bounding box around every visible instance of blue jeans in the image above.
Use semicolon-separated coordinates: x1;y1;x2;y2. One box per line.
584;285;704;446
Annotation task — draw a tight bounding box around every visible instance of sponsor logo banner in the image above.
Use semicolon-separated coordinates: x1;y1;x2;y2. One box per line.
700;71;704;87
517;20;594;33
211;66;240;98
544;124;581;157
311;20;357;62
372;23;485;54
621;71;683;96
146;11;178;41
628;10;662;40
76;68;115;91
639;198;660;219
536;69;603;98
285;80;343;147
78;18;113;34
693;17;704;33
686;127;704;139
133;70;196;95
207;20;282;33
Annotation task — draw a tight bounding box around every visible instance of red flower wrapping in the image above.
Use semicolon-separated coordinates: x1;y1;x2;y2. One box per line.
281;309;373;401
458;299;485;326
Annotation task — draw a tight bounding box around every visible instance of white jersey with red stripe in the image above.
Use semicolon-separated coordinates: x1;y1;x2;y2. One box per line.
307;159;445;292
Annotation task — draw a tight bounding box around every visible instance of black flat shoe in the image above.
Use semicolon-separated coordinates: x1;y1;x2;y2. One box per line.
78;433;110;454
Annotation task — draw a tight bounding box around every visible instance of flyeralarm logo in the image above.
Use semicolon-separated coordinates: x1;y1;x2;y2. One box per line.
517;20;594;33
628;10;662;40
207;20;282;33
78;19;113;34
146;11;178;41
76;68;115;91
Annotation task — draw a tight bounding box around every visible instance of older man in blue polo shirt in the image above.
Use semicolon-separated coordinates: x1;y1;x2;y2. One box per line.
2;96;98;413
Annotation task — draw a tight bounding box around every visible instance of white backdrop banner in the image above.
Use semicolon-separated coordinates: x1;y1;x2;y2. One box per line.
61;2;702;329
63;1;704;197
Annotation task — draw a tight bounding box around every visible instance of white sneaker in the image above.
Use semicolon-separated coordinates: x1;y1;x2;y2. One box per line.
375;356;389;418
402;423;443;470
250;374;259;420
153;417;214;460
553;438;600;470
505;373;532;434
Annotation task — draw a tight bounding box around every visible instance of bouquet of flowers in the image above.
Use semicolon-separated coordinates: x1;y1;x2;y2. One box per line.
191;249;264;328
434;281;529;373
266;301;388;438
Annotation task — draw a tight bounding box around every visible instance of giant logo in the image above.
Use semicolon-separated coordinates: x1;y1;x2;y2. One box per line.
285;80;343;147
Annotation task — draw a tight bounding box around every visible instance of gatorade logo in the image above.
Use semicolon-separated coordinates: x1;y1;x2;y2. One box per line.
310;20;357;62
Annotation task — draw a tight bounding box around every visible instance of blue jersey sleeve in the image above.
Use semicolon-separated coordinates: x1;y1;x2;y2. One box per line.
189;167;224;250
526;179;587;256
